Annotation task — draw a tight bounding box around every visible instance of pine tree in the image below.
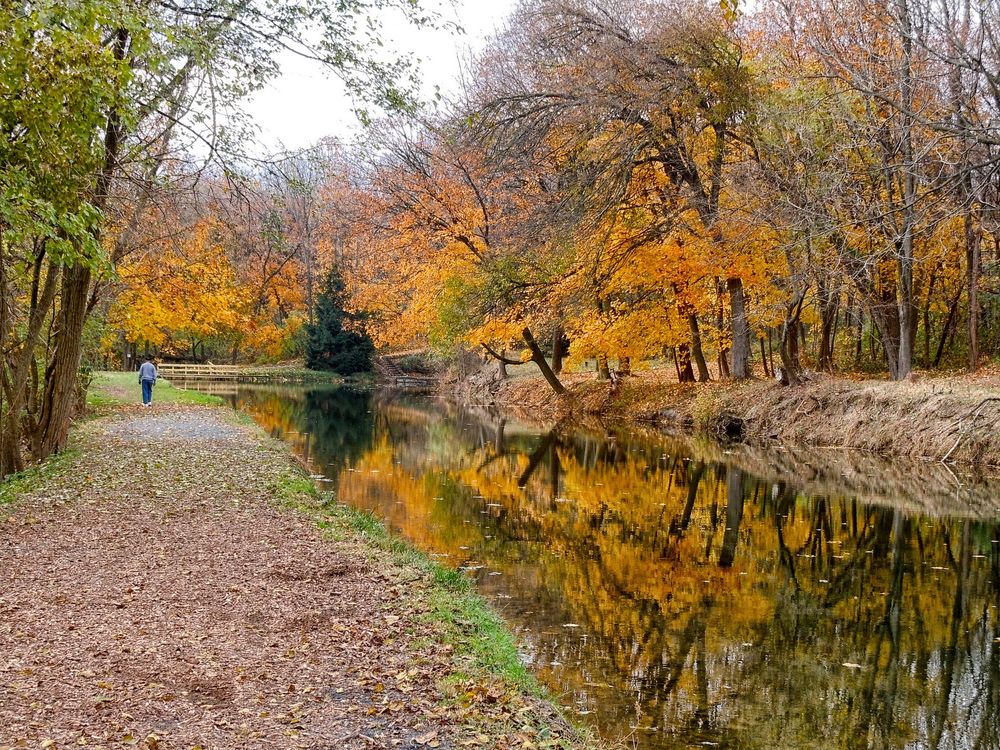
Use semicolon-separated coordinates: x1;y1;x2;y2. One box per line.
305;267;374;374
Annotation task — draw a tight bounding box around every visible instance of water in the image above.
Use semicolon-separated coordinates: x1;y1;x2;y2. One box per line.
225;384;1000;749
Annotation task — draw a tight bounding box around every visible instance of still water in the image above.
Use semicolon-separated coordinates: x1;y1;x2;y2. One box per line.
224;384;1000;750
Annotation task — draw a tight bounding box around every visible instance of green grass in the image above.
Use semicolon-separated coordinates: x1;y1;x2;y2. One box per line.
88;371;224;407
265;461;537;693
0;445;80;509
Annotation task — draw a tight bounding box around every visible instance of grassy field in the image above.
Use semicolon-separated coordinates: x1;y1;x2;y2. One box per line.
87;371;223;408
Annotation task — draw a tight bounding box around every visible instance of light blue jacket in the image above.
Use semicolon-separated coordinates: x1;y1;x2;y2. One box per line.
138;361;158;383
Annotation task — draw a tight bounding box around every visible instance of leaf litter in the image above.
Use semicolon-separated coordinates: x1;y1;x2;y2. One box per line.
0;405;600;750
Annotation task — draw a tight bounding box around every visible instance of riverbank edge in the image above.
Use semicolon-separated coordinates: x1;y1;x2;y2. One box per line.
455;370;1000;466
0;377;603;749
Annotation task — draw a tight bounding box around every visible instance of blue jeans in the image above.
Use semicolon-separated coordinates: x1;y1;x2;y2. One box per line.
141;379;154;405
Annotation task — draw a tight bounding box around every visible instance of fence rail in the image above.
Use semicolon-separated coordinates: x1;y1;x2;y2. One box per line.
157;364;241;380
155;362;438;386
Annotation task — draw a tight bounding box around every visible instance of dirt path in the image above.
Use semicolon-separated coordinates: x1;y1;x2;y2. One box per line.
0;405;589;750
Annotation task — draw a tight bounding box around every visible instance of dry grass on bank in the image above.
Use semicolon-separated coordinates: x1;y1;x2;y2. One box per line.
469;365;1000;466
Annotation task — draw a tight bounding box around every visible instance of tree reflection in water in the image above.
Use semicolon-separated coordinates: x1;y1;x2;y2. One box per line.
231;385;1000;750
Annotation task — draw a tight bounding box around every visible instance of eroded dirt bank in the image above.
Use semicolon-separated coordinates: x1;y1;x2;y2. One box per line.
456;369;1000;466
0;404;596;750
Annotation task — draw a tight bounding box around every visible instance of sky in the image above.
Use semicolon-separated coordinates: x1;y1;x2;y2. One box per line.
243;0;520;154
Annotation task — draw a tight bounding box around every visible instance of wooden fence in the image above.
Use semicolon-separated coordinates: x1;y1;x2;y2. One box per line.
156;361;438;387
156;363;241;381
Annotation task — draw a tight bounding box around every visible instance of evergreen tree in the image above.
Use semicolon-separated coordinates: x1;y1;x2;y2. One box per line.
305;268;375;374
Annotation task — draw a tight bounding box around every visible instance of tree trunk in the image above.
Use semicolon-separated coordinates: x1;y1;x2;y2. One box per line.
551;327;567;374
688;314;711;382
38;264;93;458
716;278;731;379
676;345;695;383
895;0;917;381
922;264;938;368
522;327;566;395
727;277;751;379
778;294;806;386
967;209;980;371
0;258;61;477
817;277;841;372
596;353;611;381
934;280;964;367
779;318;802;386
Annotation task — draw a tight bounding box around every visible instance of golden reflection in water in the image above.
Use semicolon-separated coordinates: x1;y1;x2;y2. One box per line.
232;386;1000;750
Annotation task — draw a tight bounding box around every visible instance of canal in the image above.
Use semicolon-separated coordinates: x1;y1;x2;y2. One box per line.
220;384;1000;749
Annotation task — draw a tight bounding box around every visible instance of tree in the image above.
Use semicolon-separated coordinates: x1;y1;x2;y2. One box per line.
469;0;758;379
305;267;374;375
0;0;442;478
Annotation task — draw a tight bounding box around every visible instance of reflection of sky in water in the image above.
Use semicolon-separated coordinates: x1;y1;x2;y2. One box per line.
229;385;1000;750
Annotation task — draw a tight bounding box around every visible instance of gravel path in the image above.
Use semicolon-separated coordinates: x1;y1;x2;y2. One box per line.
0;406;581;750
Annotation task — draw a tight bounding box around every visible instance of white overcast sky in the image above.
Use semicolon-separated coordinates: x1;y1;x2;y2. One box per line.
244;0;520;153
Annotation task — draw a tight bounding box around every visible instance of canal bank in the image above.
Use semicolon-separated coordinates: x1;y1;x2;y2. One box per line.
0;375;601;750
455;367;1000;466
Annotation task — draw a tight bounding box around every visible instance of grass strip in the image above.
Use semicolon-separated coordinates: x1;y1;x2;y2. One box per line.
266;468;538;694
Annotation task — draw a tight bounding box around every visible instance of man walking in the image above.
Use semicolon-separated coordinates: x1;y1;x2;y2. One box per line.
139;355;158;406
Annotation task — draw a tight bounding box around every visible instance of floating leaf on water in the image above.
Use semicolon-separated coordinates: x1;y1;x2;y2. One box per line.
842;662;864;669
562;623;581;628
